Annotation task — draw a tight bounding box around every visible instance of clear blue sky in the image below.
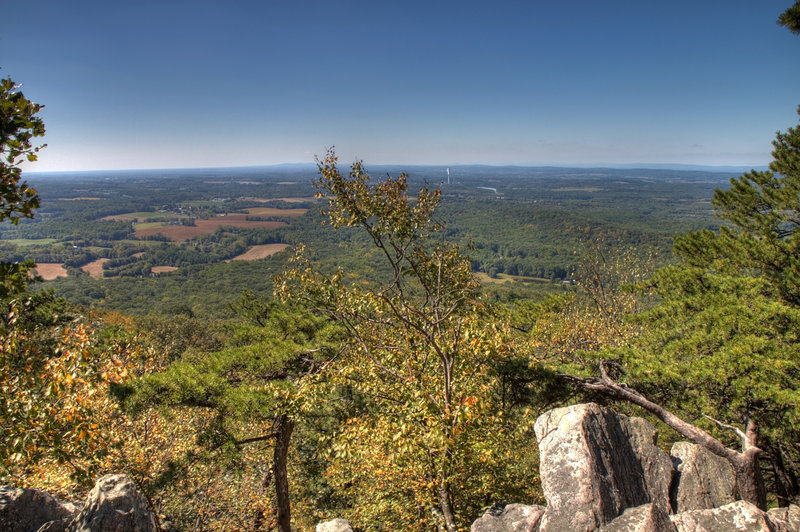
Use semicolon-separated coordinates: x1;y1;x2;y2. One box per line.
2;0;798;172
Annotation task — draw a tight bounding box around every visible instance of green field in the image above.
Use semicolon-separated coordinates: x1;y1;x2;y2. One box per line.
4;238;58;247
133;221;167;230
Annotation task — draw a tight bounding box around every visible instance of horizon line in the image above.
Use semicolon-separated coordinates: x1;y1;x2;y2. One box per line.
25;161;769;175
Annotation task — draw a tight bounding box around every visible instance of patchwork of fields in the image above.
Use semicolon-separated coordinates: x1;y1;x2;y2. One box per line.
102;206;308;242
0;165;732;315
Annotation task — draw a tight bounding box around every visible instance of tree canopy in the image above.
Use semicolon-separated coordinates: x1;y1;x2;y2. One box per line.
1;76;43;225
0;76;45;297
277;150;538;530
779;1;800;34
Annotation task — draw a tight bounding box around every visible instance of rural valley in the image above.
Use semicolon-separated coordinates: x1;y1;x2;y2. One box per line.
1;164;730;316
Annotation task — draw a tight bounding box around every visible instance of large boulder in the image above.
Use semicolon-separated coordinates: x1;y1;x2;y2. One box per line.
767;505;800;532
67;474;156;532
669;500;778;531
470;503;545;532
670;441;736;513
599;503;676;532
316;518;354;532
533;403;674;531
0;485;78;532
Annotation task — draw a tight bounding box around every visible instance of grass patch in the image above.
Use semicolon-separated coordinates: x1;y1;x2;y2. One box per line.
5;238;58;247
101;211;187;222
133;222;167;230
475;272;551;285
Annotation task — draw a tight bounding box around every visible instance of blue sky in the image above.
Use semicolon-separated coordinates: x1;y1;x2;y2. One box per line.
2;0;798;171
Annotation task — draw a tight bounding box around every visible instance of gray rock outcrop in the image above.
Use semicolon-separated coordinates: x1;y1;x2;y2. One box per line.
670;441;737;513
66;474;156;532
533;403;674;531
471;503;545;531
2;474;156;532
669;500;776;531
316;517;354;532
599;503;676;532
768;505;800;531
0;485;78;532
471;403;800;532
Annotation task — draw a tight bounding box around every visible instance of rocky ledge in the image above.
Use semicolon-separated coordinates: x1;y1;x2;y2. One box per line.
4;404;799;531
1;474;156;532
472;403;800;532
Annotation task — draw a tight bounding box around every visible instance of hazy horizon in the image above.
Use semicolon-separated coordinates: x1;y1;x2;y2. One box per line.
24;161;767;178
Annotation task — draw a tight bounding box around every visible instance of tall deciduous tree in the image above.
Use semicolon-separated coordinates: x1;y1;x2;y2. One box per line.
0;76;128;484
0;76;42;224
277;150;532;531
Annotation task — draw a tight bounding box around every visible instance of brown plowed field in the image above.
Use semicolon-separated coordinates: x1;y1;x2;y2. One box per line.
35;263;68;280
230;244;290;261
134;215;287;241
81;258;109;278
241;196;316;203
151;266;178;274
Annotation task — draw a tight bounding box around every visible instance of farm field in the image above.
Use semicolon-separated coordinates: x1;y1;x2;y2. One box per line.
81;258;109;278
241;196;316;203
245;207;308;217
100;212;184;222
474;272;552;285
34;263;68;280
133;215;287;240
6;238;58;247
230;243;291;261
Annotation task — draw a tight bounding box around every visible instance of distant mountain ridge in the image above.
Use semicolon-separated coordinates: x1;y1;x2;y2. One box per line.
26;162;768;179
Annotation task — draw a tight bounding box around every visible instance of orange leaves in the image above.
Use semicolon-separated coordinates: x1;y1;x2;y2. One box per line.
461;395;478;408
0;301;138;489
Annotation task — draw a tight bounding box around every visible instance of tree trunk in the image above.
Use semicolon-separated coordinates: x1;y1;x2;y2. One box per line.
733;448;767;510
437;481;457;532
273;414;295;532
767;442;800;507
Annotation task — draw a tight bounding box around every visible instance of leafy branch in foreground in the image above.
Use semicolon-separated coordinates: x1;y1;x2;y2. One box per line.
1;76;45;297
1;76;44;226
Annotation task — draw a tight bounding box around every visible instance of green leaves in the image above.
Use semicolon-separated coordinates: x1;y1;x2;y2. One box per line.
0;77;44;225
778;1;800;34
